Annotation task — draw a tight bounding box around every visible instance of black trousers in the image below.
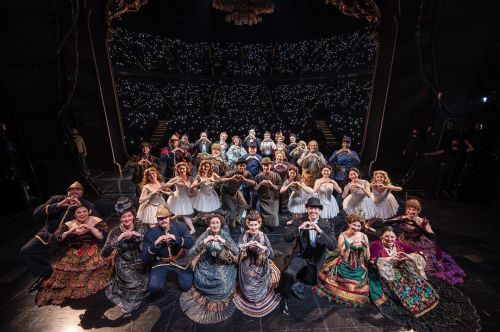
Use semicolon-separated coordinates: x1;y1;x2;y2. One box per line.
20;231;53;278
279;256;317;297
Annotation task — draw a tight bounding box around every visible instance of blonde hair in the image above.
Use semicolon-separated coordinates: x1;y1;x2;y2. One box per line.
371;170;392;185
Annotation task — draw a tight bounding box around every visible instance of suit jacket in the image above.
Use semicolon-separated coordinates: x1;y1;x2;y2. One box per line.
284;217;336;268
141;221;194;269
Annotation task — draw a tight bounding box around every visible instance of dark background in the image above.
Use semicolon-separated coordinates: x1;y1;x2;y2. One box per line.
2;0;499;216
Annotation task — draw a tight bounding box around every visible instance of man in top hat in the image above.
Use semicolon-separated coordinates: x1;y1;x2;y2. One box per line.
328;135;360;187
20;181;99;292
254;157;282;230
141;204;195;294
278;196;336;317
125;141;161;197
219;157;256;228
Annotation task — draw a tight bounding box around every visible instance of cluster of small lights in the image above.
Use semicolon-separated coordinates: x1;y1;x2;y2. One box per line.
109;28;376;150
117;78;371;149
109;27;376;76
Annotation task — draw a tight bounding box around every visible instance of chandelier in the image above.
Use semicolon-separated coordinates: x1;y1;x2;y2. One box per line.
212;0;275;26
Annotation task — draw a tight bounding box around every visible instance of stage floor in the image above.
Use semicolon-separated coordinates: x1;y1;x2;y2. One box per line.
0;172;498;331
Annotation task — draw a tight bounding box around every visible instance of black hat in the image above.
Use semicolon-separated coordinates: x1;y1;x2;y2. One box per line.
236;157;247;165
115;196;135;215
248;141;258;148
342;136;352;143
305;197;323;210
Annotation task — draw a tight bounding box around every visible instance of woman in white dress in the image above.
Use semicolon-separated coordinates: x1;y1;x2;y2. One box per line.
137;167;172;228
312;166;341;220
342;168;377;219
279;165;311;220
370;170;402;219
165;162;196;234
191;159;221;219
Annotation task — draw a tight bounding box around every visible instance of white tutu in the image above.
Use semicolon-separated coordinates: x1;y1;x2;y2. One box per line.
191;182;221;213
288;187;310;214
137;195;165;225
373;190;399;219
316;187;339;219
342;180;377;219
167;186;194;216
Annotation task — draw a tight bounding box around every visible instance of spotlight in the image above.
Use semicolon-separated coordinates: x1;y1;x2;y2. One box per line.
482;96;488;103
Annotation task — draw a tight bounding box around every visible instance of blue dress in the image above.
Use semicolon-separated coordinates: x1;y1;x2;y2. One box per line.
180;228;239;324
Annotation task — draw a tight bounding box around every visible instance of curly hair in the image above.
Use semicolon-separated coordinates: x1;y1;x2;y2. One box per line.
175;162;192;177
141;167;163;186
198;159;214;177
405;199;422;212
346;213;366;228
371;170;392;185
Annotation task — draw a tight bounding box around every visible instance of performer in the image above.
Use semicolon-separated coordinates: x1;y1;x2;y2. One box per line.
397;199;465;284
275;131;287;155
214;131;229;160
141;205;195;295
312;166;341;220
180;214;239;324
280;165;311;221
226;135;247;168
287;133;298;157
289;140;307;166
219;158;256;228
297;140;327;188
165;162;196;234
328;136;361;188
260;131;276;158
159;134;192;179
210;143;229;176
342;168;377;219
125;142;161;197
254;157;282;231
137;167;172;228
314;213;385;307
35;203;113;306
243;141;262;208
191;159;222;218
233;211;281;317
194;132;212;156
243;128;262;151
272;150;290;213
102;197;149;316
278;197;336;317
20;181;98;292
370;226;440;317
371;170;402;219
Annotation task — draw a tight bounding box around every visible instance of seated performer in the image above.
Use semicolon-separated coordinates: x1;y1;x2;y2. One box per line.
278;197;336;317
233;211;281;317
35;203;113;306
102;197;149;316
141;205;195;294
180;213;239;324
370;226;440;317
314;213;386;307
20;181;98;292
397;199;465;284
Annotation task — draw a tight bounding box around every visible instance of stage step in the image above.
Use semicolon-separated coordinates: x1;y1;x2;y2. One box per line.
150;120;169;146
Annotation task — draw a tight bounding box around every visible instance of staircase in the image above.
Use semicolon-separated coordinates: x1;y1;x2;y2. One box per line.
150;120;169;147
315;120;337;146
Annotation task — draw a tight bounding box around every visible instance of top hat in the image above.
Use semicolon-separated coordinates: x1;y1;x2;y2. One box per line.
305;197;323;210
